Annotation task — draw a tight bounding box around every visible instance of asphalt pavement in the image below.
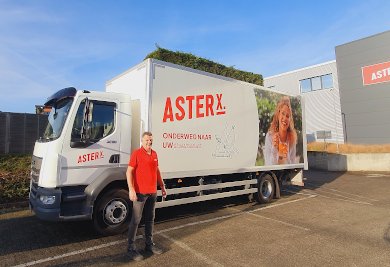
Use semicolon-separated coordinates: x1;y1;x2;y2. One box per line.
1;170;390;267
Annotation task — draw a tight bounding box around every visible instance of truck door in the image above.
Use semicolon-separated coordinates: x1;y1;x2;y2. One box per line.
60;98;120;186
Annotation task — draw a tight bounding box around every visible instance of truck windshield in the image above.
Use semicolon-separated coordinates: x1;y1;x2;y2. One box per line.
42;98;73;141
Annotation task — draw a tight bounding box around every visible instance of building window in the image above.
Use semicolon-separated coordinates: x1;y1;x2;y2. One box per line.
299;74;333;93
321;74;333;89
300;79;311;93
311;76;322;91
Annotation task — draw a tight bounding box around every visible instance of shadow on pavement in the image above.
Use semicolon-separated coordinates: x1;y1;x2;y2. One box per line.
281;169;346;195
0;214;100;256
303;169;346;188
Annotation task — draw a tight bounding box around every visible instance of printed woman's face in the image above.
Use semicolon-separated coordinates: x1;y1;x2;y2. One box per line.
278;104;291;132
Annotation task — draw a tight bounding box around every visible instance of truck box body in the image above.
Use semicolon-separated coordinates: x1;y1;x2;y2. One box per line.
29;58;307;235
106;59;307;178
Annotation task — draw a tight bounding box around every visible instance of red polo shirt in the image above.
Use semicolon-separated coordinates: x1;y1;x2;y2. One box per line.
128;147;161;194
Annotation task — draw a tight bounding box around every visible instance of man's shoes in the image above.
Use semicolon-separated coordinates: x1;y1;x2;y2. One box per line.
126;249;144;261
145;244;163;255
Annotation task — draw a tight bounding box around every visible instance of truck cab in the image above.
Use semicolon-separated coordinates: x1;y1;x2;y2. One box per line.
29;87;133;235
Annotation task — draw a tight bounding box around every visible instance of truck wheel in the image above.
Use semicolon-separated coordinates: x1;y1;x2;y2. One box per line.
93;189;131;236
255;174;275;204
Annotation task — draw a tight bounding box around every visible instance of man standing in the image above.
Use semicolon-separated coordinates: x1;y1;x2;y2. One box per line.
126;131;167;261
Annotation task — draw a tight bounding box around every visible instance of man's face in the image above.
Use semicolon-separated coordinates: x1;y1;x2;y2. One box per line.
142;134;153;151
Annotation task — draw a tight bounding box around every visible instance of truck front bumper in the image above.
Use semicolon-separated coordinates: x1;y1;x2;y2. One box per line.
29;183;62;221
29;182;92;221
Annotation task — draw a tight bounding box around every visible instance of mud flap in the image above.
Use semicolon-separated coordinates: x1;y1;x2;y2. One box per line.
289;170;304;186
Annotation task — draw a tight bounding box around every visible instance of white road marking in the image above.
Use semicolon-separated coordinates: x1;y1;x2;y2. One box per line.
227;205;310;231
250;194;317;212
246;212;310;231
309;189;372;204
11;195;315;267
305;181;379;201
326;188;379;202
159;233;224;267
314;193;373;205
285;191;317;196
296;185;373;205
157;195;316;234
286;187;373;205
365;174;386;178
13;240;126;267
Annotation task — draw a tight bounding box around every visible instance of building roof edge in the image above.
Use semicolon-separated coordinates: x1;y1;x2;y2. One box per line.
264;60;336;80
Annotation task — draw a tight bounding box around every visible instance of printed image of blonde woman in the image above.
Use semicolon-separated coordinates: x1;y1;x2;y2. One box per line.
264;96;298;165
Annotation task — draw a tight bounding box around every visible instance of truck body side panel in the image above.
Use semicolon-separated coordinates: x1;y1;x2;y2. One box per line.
107;59;306;179
150;62;259;176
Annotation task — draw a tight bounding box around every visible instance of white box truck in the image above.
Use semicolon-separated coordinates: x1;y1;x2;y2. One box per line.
29;59;307;235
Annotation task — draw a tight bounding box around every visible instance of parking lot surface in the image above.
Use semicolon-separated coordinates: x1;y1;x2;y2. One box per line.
1;170;390;266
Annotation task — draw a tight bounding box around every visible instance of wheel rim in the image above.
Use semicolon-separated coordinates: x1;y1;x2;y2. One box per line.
261;179;272;199
103;199;128;225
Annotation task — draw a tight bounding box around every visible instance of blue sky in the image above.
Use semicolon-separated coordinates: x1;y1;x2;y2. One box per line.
1;0;390;113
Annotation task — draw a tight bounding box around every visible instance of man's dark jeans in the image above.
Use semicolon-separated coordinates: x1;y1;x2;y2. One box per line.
127;193;157;250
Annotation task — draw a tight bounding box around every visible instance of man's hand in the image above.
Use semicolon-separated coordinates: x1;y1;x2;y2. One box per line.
129;188;137;202
161;186;167;199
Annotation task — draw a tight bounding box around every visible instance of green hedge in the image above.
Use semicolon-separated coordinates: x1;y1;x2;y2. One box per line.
0;154;31;204
145;47;263;86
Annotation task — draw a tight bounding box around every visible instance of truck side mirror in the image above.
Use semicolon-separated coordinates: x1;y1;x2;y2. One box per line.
81;98;91;142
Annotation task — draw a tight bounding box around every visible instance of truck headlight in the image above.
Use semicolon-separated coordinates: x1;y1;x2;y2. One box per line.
39;195;56;205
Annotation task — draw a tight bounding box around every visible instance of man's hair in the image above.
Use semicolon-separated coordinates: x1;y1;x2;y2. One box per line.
142;131;153;138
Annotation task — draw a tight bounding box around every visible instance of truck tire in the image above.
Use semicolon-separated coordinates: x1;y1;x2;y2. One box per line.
255;173;275;204
93;188;132;236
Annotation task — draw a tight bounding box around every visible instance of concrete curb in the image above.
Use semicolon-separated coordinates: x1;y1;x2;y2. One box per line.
308;151;390;171
0;200;29;214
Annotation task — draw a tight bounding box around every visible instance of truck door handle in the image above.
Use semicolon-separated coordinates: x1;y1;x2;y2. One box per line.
109;154;120;163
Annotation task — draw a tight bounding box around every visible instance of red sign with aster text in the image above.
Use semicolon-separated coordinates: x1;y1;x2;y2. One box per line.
362;61;390;86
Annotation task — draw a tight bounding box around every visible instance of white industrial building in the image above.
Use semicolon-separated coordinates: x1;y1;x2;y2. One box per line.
264;30;390;145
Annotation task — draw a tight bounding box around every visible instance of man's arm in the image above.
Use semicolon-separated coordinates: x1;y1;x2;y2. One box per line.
157;167;167;198
126;166;137;201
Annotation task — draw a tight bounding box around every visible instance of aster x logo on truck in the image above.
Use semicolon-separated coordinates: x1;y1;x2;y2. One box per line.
162;93;226;122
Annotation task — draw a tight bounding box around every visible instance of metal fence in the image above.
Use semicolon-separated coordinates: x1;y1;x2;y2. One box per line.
0;112;48;154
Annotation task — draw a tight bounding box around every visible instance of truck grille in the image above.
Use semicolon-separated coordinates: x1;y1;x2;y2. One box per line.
31;155;42;183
